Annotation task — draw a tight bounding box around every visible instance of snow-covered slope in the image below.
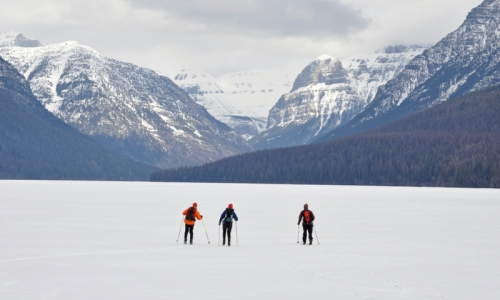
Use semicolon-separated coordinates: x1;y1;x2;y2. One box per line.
0;41;251;169
0;31;42;48
319;0;500;143
250;45;428;149
174;68;293;140
2;180;500;300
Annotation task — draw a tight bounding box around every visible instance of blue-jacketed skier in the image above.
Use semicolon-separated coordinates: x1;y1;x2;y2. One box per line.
219;203;238;246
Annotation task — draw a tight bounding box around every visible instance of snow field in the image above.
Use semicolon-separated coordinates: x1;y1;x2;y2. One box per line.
1;181;499;299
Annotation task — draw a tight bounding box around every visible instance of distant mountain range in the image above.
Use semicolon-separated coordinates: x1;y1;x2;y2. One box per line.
0;56;155;180
151;0;500;188
317;0;500;143
0;35;251;169
151;84;500;188
249;45;429;150
173;68;293;140
0;31;41;48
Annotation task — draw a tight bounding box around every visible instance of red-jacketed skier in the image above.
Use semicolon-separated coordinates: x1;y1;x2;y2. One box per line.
298;204;315;245
218;203;238;246
182;202;203;245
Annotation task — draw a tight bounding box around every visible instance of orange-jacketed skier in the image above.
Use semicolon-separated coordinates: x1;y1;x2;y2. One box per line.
182;202;203;245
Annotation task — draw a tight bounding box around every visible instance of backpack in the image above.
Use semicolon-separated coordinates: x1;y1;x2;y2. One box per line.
224;208;234;223
186;207;196;221
304;211;311;223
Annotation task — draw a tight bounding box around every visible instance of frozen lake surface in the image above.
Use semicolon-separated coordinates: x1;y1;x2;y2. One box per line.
1;180;499;299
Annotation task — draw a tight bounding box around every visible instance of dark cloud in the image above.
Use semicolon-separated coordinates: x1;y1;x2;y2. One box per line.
126;0;370;37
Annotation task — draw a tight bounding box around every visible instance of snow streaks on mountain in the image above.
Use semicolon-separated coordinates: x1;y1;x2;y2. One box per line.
319;0;500;142
174;68;293;140
251;45;428;149
0;42;251;169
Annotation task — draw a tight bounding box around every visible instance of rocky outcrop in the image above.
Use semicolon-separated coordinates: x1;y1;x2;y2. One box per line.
251;45;428;149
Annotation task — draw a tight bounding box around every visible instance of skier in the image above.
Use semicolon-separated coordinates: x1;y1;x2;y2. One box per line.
297;203;315;245
182;202;203;245
218;203;238;246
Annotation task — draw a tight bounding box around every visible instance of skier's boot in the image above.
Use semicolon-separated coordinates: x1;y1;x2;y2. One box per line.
184;239;187;245
228;240;231;247
222;239;225;246
190;240;193;245
309;239;313;245
302;239;306;245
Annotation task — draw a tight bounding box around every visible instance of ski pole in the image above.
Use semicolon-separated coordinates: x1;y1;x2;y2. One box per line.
218;224;220;246
202;219;211;244
176;217;184;243
236;221;238;246
314;226;320;245
297;224;299;244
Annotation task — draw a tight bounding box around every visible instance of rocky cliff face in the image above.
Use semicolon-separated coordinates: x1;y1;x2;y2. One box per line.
0;41;251;168
250;45;428;149
319;0;500;143
174;68;292;140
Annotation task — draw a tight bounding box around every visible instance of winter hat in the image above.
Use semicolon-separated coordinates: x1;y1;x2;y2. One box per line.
228;203;233;209
193;202;198;207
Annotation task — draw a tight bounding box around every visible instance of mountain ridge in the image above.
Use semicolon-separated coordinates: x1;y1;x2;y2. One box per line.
0;40;251;169
317;0;500;143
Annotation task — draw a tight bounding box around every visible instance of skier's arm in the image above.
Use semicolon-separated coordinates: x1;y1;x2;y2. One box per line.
233;212;238;221
182;208;188;215
297;211;303;225
195;210;202;220
310;211;315;222
219;211;225;224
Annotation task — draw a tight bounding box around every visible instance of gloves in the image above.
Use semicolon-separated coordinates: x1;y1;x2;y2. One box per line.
219;222;221;225
297;222;300;225
201;215;203;219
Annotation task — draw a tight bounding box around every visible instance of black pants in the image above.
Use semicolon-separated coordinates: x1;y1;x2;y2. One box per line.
222;223;233;244
302;224;313;243
184;224;194;242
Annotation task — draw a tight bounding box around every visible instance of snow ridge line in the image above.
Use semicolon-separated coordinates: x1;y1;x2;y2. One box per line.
0;246;180;263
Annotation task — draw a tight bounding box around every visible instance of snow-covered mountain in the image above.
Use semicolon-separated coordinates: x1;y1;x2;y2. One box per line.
0;40;251;169
250;45;428;149
174;68;293;140
0;31;42;48
318;0;500;143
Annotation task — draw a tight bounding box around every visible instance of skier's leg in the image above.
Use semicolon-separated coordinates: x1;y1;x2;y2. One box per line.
308;225;313;244
227;223;233;245
189;225;194;244
184;224;188;243
222;223;227;245
302;224;307;244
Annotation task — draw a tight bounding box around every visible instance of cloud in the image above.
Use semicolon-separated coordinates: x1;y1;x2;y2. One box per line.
126;0;371;38
0;0;485;77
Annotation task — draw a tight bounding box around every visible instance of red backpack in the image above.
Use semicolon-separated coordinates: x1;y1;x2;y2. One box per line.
304;211;311;223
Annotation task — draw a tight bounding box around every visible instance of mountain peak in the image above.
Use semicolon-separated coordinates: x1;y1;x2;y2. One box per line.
291;54;347;92
315;54;337;61
0;31;42;48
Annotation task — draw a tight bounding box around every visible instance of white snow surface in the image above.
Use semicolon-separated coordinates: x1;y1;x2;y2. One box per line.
1;180;499;300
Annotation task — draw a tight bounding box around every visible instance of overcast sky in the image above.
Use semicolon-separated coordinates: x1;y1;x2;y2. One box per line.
0;0;484;77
